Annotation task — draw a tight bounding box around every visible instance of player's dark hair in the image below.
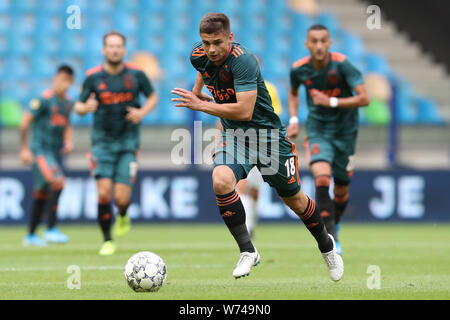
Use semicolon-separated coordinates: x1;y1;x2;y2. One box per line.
199;13;230;35
103;31;126;46
307;24;329;33
57;64;74;76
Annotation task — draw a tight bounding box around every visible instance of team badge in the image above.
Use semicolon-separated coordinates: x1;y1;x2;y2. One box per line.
311;143;321;155
328;70;339;85
29;98;40;110
123;74;134;89
219;69;231;82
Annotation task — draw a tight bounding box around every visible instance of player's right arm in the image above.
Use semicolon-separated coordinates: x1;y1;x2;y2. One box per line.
75;76;98;115
192;72;213;102
287;68;302;139
19;111;34;165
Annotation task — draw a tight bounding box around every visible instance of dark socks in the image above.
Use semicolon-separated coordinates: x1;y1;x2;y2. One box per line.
118;206;129;218
298;197;333;253
216;190;255;253
29;191;48;234
334;191;349;225
47;189;62;229
315;175;335;237
98;200;112;241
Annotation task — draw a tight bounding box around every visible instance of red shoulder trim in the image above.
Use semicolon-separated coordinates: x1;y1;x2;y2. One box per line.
85;65;103;76
331;52;346;63
125;62;143;71
42;89;54;99
292;56;310;68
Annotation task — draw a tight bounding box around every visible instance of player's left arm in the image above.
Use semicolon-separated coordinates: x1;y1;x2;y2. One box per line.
126;71;159;124
311;58;370;108
310;84;370;109
62;124;74;155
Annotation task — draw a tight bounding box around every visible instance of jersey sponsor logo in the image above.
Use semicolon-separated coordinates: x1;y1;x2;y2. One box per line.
308;88;341;98
98;82;107;90
123;74;134;89
50;106;68;126
287;176;296;184
205;85;235;102
99;91;133;105
219;69;232;82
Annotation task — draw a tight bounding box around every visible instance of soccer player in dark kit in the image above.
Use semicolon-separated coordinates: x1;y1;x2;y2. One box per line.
75;31;158;255
288;24;370;255
20;65;75;246
172;13;343;281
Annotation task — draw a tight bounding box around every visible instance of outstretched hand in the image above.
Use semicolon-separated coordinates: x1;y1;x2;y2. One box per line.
171;88;204;111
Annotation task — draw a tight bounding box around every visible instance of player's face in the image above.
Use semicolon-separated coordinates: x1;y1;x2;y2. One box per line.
200;31;233;65
53;72;74;95
305;30;331;61
103;35;127;65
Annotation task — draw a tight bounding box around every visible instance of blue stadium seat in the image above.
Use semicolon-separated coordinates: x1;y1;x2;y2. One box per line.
60;31;85;55
4;56;30;79
338;32;365;62
112;11;139;33
316;12;339;37
414;97;444;124
11;0;37;11
33;32;60;54
70;111;93;127
84;13;112;34
141;0;165;12
365;53;391;75
292;12;314;36
31;55;58;78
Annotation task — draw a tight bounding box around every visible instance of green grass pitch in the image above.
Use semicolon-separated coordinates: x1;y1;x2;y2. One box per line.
0;223;449;300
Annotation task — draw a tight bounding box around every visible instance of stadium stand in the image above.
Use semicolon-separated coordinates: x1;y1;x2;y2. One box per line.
0;0;447;127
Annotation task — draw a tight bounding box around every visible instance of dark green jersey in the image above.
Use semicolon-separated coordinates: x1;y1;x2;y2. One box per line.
290;52;364;134
190;41;284;135
28;89;73;155
79;63;155;152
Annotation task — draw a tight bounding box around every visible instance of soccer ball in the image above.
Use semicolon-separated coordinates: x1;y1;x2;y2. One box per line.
124;251;167;292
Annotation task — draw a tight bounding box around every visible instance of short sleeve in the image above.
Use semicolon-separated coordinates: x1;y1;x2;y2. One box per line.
341;59;364;90
190;41;206;71
232;54;258;93
28;97;49;117
137;71;154;97
289;68;302;91
78;76;94;102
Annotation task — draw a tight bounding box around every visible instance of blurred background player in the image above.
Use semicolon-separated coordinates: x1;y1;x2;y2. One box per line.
236;75;283;239
75;31;158;255
287;24;370;255
172;13;343;281
19;65;75;246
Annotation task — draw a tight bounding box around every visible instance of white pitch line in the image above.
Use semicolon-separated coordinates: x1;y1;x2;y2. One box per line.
0;264;230;272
